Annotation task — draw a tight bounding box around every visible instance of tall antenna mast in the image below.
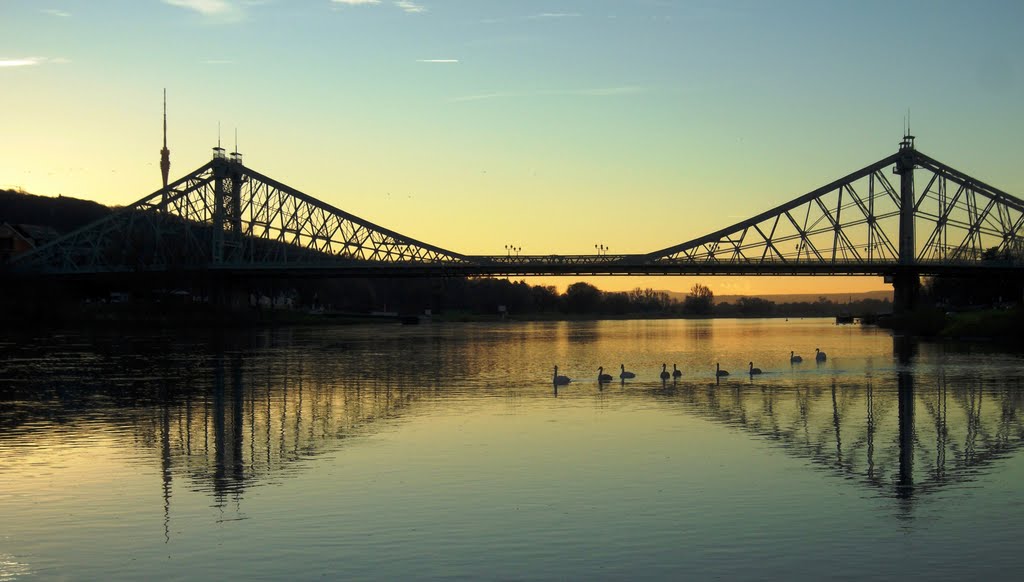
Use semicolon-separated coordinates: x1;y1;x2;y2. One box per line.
160;89;170;189
899;108;916;151
229;127;243;165
212;121;226;160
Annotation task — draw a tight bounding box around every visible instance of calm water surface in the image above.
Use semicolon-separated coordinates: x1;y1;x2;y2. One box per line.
2;318;1023;580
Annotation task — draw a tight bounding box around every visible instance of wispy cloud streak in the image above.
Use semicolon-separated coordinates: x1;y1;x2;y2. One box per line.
529;12;581;19
0;56;69;68
330;0;425;14
43;8;71;17
395;1;426;13
452;86;646;102
163;0;242;20
0;58;44;68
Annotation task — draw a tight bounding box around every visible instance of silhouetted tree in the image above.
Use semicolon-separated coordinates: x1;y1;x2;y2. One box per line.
530;285;561;312
923;246;1024;307
603;291;631;315
565;282;602;313
736;296;775;316
683;283;714;315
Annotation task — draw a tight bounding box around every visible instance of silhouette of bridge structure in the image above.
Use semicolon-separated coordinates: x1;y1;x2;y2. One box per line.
10;135;1024;311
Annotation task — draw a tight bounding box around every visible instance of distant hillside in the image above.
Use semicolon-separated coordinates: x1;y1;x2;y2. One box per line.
662;290;893;305
0;189;112;234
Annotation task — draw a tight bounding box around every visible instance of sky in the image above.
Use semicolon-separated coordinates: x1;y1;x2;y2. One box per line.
2;0;1023;296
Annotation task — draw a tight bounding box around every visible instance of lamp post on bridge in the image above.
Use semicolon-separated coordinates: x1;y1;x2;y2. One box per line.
595;244;609;257
505;244;521;258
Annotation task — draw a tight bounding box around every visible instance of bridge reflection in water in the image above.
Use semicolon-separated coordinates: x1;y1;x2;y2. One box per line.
3;328;1023;534
643;337;1024;507
144;338;1024;520
152;344;434;506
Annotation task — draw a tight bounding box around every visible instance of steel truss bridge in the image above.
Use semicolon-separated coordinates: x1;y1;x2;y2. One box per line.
10;136;1024;307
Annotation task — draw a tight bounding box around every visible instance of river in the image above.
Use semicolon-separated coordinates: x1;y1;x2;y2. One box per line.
1;318;1023;580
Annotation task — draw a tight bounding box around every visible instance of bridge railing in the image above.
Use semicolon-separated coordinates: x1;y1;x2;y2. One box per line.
473;254;636;265
469;253;1023;267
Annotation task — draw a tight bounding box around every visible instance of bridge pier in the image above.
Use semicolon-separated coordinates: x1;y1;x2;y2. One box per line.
207;272;248;310
891;271;921;315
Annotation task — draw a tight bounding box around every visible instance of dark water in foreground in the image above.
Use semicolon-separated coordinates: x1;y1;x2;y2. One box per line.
1;318;1023;580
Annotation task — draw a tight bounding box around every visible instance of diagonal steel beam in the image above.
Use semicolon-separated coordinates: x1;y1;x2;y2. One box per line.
645;152;900;261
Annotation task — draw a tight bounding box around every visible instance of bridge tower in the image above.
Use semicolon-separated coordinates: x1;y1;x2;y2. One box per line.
210;144;244;265
208;144;247;308
892;132;920;313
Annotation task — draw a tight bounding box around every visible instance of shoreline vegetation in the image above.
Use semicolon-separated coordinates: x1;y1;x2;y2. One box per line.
1;293;1021;346
876;306;1024;343
2;275;896;328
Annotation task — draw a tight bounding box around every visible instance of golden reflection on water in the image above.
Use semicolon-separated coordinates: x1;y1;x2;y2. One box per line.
2;321;1021;505
2;319;1024;579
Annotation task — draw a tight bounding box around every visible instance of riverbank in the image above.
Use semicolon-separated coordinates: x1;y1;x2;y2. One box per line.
879;307;1024;343
4;300;1020;343
0;302;862;328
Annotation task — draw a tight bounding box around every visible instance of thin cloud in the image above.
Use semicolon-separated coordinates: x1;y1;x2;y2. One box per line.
529;12;581;19
417;59;458;64
451;91;512;102
330;0;425;14
395;1;426;13
0;56;69;68
163;0;242;20
452;86;646;102
0;57;44;68
577;86;645;96
43;8;71;17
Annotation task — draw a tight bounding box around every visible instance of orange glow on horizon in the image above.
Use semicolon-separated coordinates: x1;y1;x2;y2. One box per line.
511;275;892;298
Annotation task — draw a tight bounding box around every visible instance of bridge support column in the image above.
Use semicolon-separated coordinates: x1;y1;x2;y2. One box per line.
210;147;244;266
207;272;248;310
893;133;919;316
891;271;920;315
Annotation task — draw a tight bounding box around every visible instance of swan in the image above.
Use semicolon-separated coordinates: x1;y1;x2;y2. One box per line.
815;348;827;362
790;351;803;363
716;363;729;377
619;364;636;380
672;364;682;379
660;363;671;381
749;362;762;375
597;366;613;383
553;365;571;386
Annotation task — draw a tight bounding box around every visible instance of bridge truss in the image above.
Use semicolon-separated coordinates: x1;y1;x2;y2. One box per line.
10;138;1024;280
12;150;468;275
639;140;1024;275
